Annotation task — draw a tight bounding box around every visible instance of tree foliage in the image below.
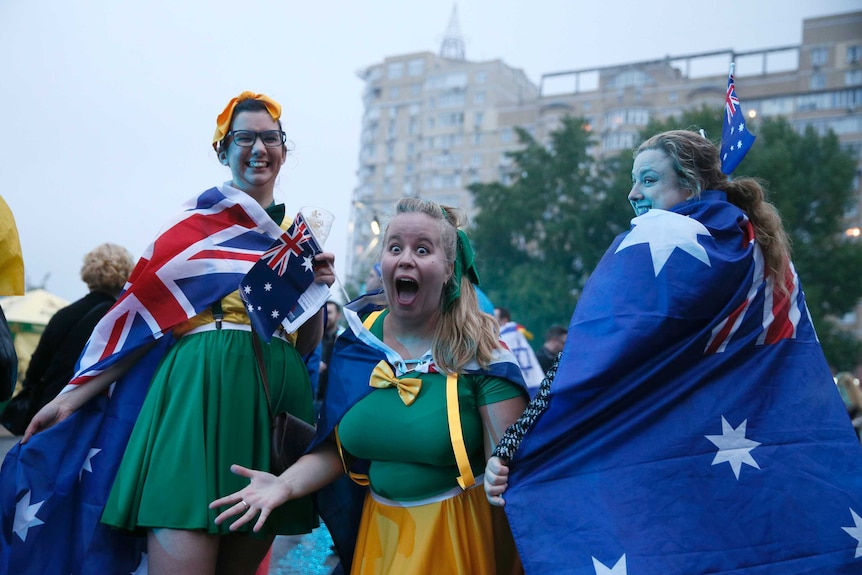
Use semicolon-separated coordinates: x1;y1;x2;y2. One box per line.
469;109;862;369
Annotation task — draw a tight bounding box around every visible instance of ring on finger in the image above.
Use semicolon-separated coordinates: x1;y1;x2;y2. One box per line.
241;500;249;510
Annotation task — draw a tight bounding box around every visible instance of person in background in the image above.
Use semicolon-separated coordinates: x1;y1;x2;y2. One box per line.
0;243;135;435
535;325;567;374
835;371;862;441
211;197;529;574
2;91;335;575
484;130;862;573
363;263;382;293
495;306;543;393
315;300;344;414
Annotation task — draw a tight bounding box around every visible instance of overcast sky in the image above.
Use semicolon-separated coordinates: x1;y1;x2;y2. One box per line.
1;0;858;301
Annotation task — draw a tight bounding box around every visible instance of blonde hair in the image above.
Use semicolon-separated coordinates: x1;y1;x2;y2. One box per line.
383;197;500;373
80;243;135;295
635;130;791;284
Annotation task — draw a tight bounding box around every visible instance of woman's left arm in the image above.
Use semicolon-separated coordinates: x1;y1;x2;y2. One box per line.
479;395;528;461
294;252;336;356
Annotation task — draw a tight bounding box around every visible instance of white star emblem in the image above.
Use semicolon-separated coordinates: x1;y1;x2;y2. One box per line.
615;210;711;276
271;309;280;319
257;305;262;311
738;121;746;132
705;416;761;479
592;554;626;574
243;285;251;294
730;125;736;135
13;490;45;541
302;255;315;272
736;139;743;150
264;283;272;291
79;447;102;480
842;508;862;558
247;303;254;312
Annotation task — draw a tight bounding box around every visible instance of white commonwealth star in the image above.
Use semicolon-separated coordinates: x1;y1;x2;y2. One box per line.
79;447;102;480
705;416;761;479
302;255;315;272
246;303;254;312
243;285;252;294
842;508;862;559
13;490;45;541
264;283;273;291
615;210;711;276
271;309;280;319
592;554;626;574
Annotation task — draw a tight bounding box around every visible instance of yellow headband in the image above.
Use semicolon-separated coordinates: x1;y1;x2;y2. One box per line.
211;91;281;151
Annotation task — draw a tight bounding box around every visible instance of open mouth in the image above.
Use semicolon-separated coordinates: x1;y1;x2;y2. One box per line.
247;160;269;168
395;278;419;305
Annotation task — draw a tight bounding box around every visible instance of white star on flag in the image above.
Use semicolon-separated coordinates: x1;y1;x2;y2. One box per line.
270;309;280;319
79;447;102;480
842;508;862;558
264;283;272;291
615;210;711;276
13;490;45;541
706;416;761;479
302;255;314;272
243;285;251;294
592;554;626;574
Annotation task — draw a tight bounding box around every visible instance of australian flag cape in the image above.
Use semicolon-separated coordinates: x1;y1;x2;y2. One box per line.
0;184;298;574
311;290;527;571
503;190;862;574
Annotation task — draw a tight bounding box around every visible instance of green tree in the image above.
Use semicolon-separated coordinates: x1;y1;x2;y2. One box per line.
468;117;630;337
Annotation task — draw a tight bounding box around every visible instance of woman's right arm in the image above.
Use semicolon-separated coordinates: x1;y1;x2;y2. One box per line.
210;438;345;532
22;340;156;442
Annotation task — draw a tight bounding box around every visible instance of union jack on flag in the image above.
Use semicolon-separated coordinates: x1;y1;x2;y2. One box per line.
721;63;756;175
260;218;313;276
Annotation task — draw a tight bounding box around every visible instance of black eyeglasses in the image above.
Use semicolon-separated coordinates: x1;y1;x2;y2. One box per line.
226;130;286;148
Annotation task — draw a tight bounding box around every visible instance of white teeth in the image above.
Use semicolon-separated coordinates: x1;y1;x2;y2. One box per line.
248;161;267;168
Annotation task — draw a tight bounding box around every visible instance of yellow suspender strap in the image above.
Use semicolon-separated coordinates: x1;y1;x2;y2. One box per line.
446;373;475;490
334;425;369;486
333;310;381;487
362;310;383;330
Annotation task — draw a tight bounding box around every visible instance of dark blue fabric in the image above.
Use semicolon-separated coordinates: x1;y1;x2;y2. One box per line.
504;195;862;573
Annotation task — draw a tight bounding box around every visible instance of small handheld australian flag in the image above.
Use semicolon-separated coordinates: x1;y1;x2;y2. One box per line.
240;212;322;341
720;63;756;175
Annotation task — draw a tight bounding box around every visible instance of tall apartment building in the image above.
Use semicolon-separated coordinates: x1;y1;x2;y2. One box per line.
349;10;862;332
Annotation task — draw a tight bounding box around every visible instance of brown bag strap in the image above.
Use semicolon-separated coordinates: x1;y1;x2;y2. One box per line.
250;327;276;420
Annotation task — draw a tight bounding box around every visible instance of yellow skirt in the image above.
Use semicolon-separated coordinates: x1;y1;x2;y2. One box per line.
351;479;523;575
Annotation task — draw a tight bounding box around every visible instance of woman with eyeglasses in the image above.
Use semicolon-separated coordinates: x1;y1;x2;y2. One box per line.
13;92;335;575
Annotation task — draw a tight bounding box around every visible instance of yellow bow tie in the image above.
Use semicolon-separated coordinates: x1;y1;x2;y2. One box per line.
369;361;423;406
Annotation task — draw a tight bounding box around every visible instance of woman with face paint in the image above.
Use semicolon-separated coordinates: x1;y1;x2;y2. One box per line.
482;130;862;574
15;92;336;575
210;197;530;574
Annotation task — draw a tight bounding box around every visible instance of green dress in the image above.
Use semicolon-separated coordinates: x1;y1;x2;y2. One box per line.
101;205;317;537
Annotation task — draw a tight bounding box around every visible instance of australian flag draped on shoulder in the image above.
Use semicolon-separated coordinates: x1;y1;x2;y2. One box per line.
502;193;862;574
0;184;296;574
721;63;756;174
240;211;329;341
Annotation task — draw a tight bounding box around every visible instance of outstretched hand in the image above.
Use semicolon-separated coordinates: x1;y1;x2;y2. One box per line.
484;456;510;507
209;464;294;532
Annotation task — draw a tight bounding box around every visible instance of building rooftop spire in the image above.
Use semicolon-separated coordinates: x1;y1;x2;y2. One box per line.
439;5;465;61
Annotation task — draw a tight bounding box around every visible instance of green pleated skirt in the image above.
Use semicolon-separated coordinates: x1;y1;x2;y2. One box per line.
101;328;317;536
